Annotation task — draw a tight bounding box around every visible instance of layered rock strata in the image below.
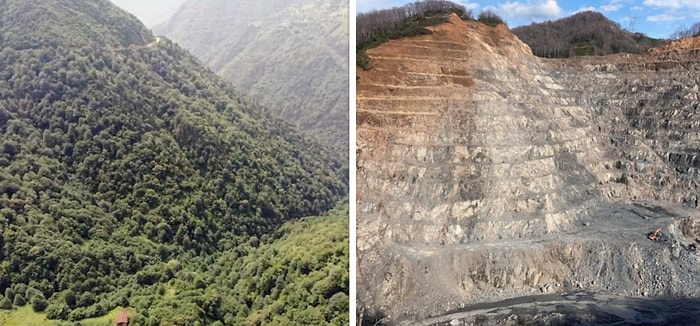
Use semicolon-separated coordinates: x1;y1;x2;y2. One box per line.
356;14;700;324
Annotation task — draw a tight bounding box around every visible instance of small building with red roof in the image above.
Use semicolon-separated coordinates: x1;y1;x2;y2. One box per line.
116;311;129;326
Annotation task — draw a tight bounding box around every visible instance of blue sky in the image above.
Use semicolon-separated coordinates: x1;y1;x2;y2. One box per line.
357;0;700;38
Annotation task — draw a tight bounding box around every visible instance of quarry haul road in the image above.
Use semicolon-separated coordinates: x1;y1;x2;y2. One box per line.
388;200;700;257
147;36;161;47
384;201;700;325
412;291;700;326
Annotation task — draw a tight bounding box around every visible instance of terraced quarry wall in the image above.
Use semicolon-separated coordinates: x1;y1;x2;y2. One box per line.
356;14;700;324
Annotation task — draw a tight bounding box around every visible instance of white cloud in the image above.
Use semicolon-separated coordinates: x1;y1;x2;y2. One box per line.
455;1;480;11
631;5;644;11
572;6;597;15
600;0;634;13
600;4;622;12
647;12;686;21
490;0;563;22
643;0;700;9
641;0;700;24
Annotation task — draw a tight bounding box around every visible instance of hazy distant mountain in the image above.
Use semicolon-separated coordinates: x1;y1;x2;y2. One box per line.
109;0;189;27
154;0;349;157
512;11;665;58
0;0;348;323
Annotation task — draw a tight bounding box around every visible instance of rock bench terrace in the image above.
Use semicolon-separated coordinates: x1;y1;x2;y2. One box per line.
357;14;700;325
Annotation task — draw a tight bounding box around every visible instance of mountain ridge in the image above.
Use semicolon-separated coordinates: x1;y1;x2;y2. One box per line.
512;11;666;58
0;0;348;324
1;0;153;48
153;0;349;157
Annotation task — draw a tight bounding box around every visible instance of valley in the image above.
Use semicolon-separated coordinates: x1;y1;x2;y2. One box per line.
154;0;349;157
0;0;349;325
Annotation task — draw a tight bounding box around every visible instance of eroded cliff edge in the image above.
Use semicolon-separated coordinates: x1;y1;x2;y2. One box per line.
357;14;700;324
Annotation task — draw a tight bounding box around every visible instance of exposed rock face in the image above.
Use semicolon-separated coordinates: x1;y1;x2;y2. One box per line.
356;14;700;324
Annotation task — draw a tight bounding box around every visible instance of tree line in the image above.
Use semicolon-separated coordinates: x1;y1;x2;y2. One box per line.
670;22;700;40
356;0;510;69
512;11;665;58
356;0;472;49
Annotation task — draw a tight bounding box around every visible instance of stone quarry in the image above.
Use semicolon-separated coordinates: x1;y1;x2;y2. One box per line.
356;14;700;325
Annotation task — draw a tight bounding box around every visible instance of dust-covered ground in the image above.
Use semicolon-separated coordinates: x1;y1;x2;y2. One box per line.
419;292;700;326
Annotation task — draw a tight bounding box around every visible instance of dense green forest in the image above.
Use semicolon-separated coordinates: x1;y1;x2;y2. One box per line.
0;0;152;48
0;0;348;324
0;207;349;325
154;0;349;158
512;11;666;58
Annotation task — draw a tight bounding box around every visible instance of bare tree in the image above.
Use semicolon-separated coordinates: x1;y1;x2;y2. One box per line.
477;10;505;27
357;0;472;48
512;11;665;58
670;22;700;40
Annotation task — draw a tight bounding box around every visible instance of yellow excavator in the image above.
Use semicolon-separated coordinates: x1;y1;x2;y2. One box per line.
647;228;662;241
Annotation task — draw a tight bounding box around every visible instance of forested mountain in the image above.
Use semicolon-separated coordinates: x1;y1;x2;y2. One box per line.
512;11;665;58
0;0;348;324
153;0;349;157
0;0;151;48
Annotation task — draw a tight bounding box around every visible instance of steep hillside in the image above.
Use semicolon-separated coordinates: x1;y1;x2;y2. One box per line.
512;11;665;58
0;0;347;324
0;0;151;48
357;13;700;325
355;0;472;70
153;0;349;157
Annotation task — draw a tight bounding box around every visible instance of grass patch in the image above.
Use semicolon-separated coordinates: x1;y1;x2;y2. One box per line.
573;41;595;56
0;306;59;326
0;306;137;326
